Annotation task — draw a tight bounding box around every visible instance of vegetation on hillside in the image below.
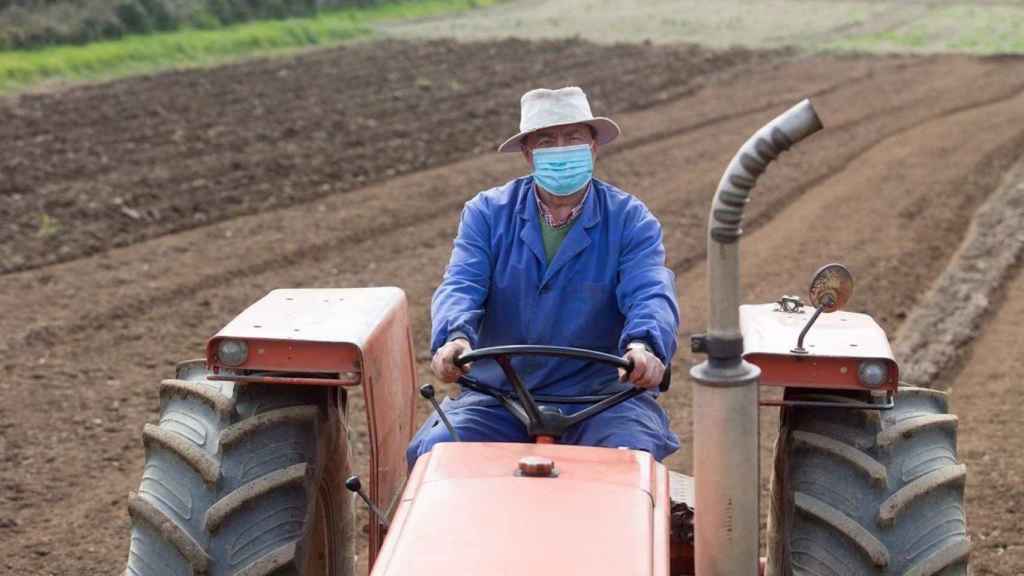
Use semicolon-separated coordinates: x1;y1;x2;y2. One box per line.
0;0;492;91
0;0;459;49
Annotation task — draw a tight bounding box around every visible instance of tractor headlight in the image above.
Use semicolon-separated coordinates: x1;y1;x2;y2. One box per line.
218;339;248;367
858;360;888;388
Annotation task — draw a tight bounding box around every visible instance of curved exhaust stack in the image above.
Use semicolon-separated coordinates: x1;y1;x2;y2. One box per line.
691;100;822;576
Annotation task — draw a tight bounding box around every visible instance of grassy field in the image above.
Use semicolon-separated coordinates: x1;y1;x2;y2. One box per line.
380;0;1024;56
830;4;1024;54
0;0;494;92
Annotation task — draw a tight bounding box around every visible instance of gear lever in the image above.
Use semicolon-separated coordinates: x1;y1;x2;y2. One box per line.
419;384;461;442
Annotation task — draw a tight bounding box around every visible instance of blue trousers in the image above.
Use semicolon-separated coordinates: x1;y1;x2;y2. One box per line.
406;393;679;467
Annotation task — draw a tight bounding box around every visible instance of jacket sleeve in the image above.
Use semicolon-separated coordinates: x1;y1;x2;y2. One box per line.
431;197;492;353
615;202;680;363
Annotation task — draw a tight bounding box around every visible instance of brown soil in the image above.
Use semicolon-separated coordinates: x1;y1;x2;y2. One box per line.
0;40;1022;575
0;38;772;274
949;265;1024;573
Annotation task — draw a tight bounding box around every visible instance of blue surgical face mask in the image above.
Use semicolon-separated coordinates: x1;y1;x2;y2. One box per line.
532;144;594;197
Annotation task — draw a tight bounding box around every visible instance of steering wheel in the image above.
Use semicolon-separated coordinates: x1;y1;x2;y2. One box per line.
453;345;670;439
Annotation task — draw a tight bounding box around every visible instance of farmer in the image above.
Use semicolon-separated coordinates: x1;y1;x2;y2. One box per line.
407;86;680;466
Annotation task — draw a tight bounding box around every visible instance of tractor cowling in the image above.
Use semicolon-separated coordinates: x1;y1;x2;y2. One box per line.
690;100;823;576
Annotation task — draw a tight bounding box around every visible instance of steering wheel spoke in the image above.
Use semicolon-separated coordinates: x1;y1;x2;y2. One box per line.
452;344;646;439
564;386;646;427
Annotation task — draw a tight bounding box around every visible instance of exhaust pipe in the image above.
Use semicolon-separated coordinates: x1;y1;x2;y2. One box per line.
691;100;822;576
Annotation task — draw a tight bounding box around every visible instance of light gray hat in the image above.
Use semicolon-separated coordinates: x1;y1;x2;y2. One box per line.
497;86;621;153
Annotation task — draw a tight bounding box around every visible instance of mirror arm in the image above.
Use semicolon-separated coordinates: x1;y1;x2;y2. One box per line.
792;303;827;354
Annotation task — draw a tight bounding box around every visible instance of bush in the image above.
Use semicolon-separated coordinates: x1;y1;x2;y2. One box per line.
116;0;152;34
139;0;176;30
0;0;406;50
189;8;219;28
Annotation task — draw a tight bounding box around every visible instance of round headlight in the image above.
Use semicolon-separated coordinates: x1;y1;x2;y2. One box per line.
218;339;248;367
858;360;888;388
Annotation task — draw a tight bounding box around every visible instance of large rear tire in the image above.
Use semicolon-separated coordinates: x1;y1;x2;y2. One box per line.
124;361;356;576
766;387;969;576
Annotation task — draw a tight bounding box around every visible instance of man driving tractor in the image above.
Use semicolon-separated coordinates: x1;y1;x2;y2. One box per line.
406;86;680;466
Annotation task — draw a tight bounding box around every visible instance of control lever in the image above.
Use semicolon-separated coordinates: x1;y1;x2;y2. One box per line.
344;475;389;530
419;384;461;442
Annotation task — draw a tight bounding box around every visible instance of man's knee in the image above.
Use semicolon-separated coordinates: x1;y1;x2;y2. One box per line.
406;415;455;468
406;403;532;468
565;400;679;461
595;431;675;461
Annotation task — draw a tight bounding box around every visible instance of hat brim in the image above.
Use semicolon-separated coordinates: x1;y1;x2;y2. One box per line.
497;117;621;153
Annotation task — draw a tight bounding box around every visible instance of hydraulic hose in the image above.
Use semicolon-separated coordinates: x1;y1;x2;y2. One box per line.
692;99;822;576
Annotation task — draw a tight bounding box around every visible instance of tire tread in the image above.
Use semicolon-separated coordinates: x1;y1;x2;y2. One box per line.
794;491;890;567
769;387;970;576
792;430;887;487
128;494;210;573
126;372;352;576
904;538;971;576
876;414;958;448
143;423;221;484
877;464;967;527
205;462;309;532
161;378;234;419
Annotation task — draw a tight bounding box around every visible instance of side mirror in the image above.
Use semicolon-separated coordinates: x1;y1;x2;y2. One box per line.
792;263;854;354
808;263;854;313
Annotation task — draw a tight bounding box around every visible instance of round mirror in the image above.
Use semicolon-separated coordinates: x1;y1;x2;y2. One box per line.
808;263;853;312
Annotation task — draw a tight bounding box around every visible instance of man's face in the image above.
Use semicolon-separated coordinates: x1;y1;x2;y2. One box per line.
522;123;597;168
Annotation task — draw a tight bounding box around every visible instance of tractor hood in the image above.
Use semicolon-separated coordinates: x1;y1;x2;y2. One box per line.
372;443;670;576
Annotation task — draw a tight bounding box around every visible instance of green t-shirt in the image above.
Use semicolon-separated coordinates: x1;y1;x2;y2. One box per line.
539;216;577;263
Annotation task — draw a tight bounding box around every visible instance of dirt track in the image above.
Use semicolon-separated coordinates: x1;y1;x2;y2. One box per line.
1;39;1023;575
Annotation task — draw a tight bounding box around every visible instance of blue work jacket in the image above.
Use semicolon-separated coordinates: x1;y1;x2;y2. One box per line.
432;176;680;407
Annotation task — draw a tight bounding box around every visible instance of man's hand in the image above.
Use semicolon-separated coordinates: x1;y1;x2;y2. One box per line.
431;338;472;383
619;342;664;389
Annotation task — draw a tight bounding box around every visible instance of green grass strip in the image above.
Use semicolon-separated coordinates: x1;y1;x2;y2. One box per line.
0;0;495;92
827;4;1024;55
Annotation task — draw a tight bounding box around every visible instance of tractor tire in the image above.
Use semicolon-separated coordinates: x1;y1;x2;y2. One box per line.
766;387;969;576
123;360;356;576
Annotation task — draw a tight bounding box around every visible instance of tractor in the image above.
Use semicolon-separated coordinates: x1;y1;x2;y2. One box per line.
122;100;970;576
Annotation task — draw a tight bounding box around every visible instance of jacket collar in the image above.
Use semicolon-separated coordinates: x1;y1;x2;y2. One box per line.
516;177;602;286
517;176;602;229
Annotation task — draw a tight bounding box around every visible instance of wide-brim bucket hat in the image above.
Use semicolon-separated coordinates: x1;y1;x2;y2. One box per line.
497;86;621;153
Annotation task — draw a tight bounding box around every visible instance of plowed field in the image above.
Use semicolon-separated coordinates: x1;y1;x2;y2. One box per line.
1;38;1022;575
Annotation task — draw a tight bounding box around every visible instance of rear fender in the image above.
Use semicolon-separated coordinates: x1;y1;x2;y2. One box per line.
741;303;898;392
204;287;418;563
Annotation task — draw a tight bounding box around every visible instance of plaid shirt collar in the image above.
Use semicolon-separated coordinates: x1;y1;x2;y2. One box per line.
533;180;591;230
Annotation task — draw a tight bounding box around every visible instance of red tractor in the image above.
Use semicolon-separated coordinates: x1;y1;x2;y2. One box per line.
122;100;969;576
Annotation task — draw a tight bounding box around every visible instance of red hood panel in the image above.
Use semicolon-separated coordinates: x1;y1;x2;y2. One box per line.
373;443;665;576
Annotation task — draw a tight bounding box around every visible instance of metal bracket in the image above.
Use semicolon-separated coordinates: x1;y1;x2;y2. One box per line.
776;295;805;313
760;391;894;410
690;334;743;359
209;373;360;386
